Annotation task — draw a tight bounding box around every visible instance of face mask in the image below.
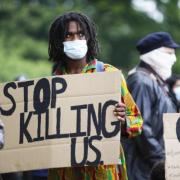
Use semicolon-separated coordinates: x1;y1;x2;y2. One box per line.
140;47;177;80
173;86;180;101
63;40;88;60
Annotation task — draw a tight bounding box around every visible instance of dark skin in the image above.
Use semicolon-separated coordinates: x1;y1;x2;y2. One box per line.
64;21;126;124
64;21;87;74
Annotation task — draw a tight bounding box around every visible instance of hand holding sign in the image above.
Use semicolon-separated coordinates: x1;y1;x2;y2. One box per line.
113;102;126;123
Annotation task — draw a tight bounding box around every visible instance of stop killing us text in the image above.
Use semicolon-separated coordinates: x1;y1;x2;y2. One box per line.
0;77;120;166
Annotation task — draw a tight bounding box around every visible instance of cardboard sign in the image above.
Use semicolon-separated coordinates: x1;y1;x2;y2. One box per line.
0;71;121;173
164;113;180;180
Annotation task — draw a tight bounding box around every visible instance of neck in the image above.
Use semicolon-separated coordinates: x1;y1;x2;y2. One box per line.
65;57;87;74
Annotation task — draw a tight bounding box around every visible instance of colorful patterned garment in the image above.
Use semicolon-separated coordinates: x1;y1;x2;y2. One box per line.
48;59;143;180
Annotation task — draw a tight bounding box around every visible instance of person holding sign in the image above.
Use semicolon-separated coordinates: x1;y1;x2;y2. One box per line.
123;32;180;180
48;11;143;180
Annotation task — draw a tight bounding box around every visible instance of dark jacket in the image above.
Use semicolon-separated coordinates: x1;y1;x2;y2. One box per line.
122;62;177;180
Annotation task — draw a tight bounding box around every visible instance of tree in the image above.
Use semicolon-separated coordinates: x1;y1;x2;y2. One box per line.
0;0;179;82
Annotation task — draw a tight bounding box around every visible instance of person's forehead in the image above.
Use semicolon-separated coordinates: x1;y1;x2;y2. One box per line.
67;21;82;31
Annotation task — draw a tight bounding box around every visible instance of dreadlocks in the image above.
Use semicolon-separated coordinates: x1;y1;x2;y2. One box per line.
48;12;99;64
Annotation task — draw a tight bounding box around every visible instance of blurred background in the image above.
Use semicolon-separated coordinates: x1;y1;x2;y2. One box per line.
0;0;180;82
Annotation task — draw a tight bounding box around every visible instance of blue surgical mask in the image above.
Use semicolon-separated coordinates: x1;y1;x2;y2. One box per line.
173;86;180;101
63;40;88;60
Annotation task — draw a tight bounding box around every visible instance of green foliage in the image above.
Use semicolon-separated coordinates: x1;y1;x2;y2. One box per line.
0;52;51;82
0;0;180;83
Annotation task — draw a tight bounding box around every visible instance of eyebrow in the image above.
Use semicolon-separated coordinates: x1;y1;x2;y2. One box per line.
67;30;84;33
66;30;84;36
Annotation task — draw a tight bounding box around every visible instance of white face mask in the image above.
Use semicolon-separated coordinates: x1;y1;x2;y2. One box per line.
140;47;177;80
174;86;180;101
63;40;88;60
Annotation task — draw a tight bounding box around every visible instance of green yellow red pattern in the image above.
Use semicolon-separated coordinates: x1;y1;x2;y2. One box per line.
48;59;143;180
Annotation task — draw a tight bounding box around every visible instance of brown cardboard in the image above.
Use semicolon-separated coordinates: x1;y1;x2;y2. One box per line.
0;71;121;173
164;113;180;180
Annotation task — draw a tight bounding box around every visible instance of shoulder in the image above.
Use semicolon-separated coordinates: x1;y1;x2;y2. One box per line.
127;70;165;101
127;70;160;98
103;63;119;72
97;61;125;79
127;70;155;87
103;63;127;81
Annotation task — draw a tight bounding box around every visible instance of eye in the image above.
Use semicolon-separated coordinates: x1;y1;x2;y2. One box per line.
65;34;71;38
79;33;85;38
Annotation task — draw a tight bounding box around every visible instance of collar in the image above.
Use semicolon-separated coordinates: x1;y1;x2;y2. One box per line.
138;61;165;83
54;59;97;75
138;61;170;94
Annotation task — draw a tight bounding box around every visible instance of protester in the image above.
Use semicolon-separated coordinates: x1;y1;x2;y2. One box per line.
123;31;180;180
0;77;22;180
1;76;25;180
1;75;48;180
48;11;143;180
166;74;180;112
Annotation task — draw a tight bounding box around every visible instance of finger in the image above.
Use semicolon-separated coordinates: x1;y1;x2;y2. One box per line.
115;102;126;108
116;116;126;123
114;111;126;116
114;107;126;112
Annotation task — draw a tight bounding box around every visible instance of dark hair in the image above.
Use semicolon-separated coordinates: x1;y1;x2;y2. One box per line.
166;74;180;112
150;161;165;180
166;74;180;89
48;11;99;64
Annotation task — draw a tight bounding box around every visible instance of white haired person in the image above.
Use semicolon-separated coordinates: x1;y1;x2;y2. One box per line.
123;32;180;180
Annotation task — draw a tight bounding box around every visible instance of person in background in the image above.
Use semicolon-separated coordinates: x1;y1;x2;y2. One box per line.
48;11;143;180
122;31;180;180
14;75;48;180
1;75;27;180
1;75;48;180
0;119;4;150
166;74;180;112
